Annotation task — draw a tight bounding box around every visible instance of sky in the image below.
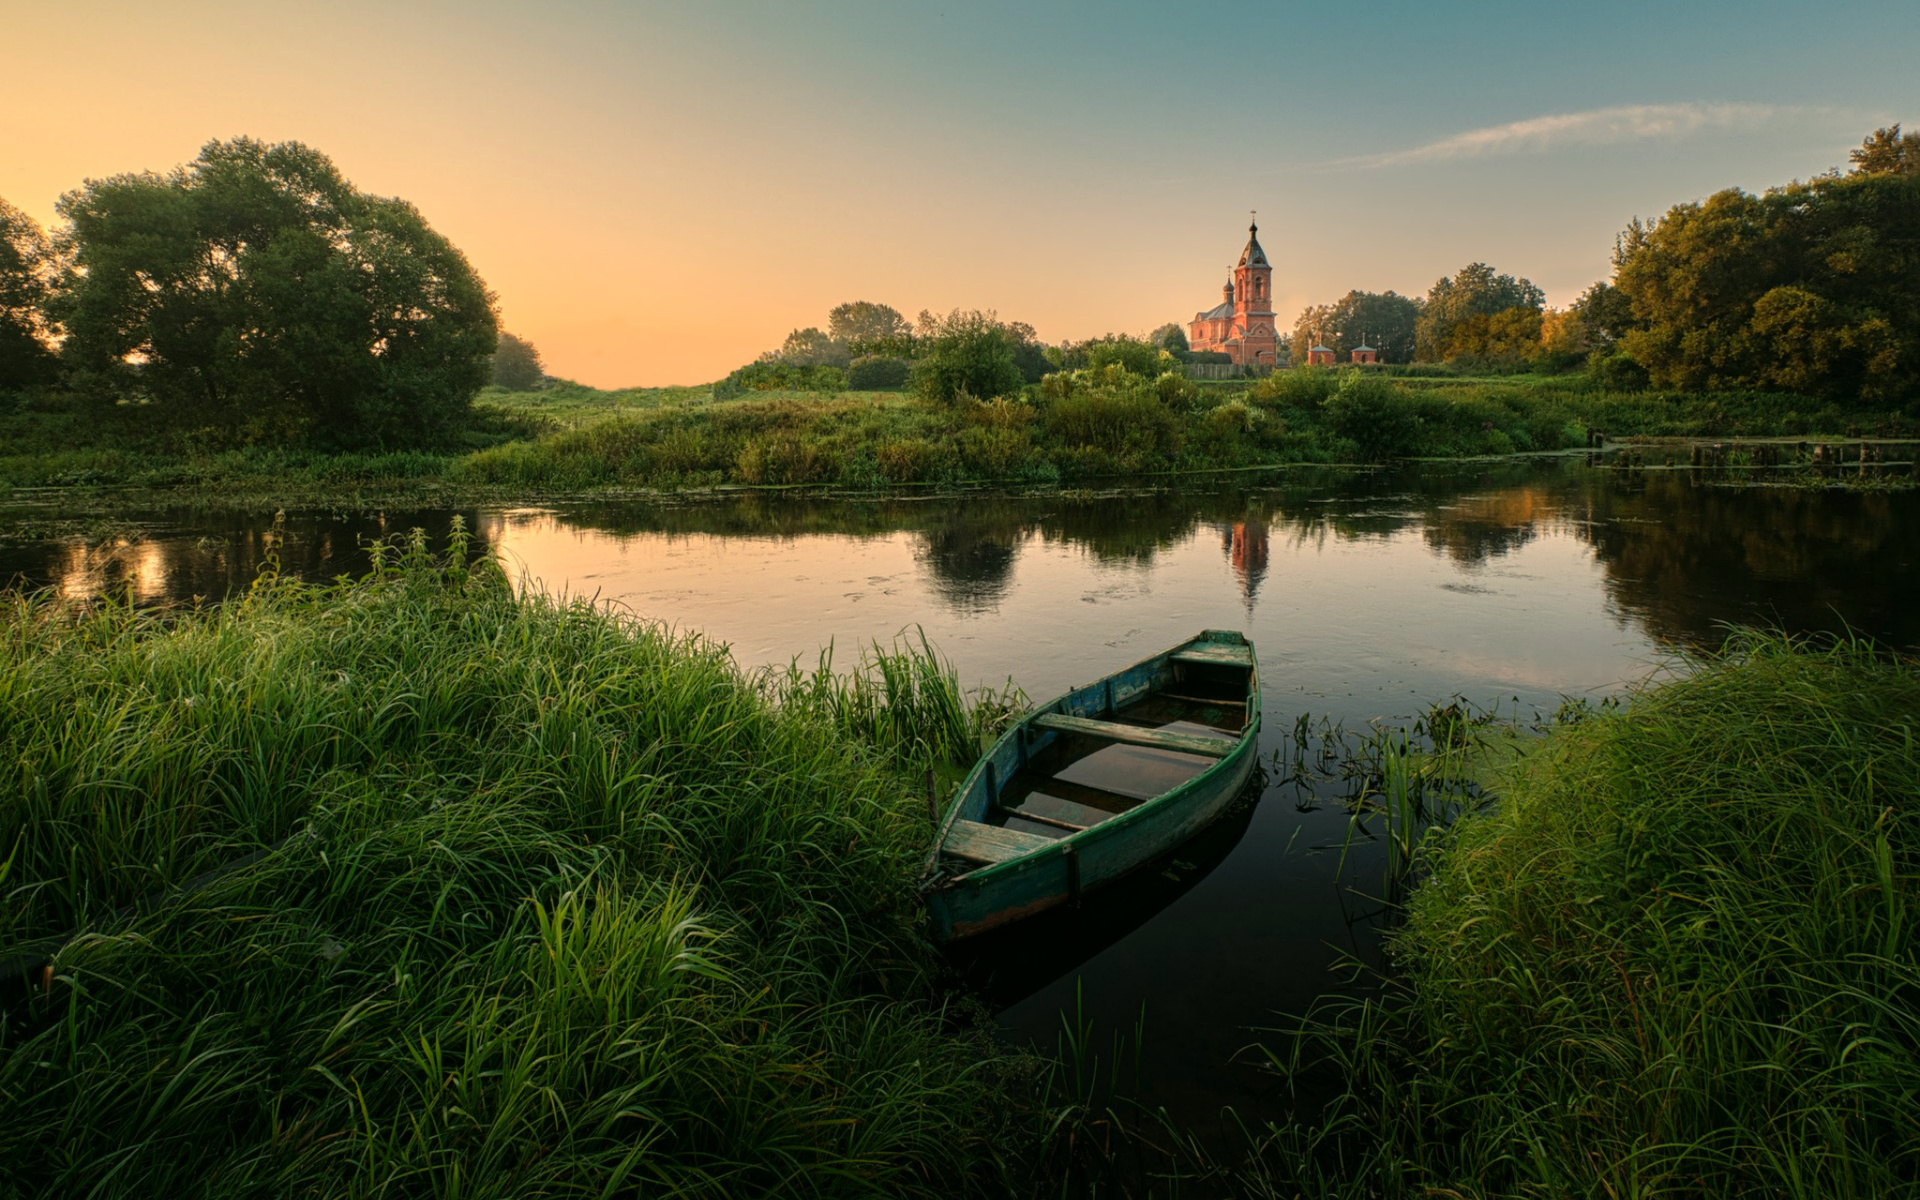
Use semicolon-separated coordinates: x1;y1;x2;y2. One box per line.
5;1;1915;386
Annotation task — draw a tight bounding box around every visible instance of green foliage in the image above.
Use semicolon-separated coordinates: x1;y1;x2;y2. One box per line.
1322;371;1423;459
1039;365;1181;471
1416;263;1544;361
5;368;1905;502
0;197;59;390
1248;366;1339;410
1287;634;1920;1195
1291;290;1422;365
1439;305;1542;360
0;538;1028;1196
828;300;913;354
714;359;847;399
1850;123;1920;176
847;354;912;390
55;138;498;448
1149;321;1190;357
774;325;850;367
489;332;544;390
1082;334;1169;378
910;309;1025;404
1612;167;1920;406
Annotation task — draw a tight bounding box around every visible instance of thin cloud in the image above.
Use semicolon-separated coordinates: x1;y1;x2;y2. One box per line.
1342;103;1783;168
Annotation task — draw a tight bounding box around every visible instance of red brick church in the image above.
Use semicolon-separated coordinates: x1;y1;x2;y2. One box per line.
1187;220;1280;366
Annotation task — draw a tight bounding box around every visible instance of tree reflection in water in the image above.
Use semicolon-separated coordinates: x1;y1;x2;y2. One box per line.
3;460;1915;651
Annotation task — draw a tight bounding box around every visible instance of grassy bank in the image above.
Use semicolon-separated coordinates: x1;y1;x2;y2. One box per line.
3;371;1909;510
0;531;1032;1197
1233;633;1920;1197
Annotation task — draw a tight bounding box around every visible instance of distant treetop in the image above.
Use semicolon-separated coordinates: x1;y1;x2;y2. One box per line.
1849;124;1920;177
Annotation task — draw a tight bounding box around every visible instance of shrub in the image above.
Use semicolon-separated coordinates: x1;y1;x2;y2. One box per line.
1041;371;1179;466
875;437;945;482
911;311;1025;404
1249;367;1339;410
847;355;912;390
1084;335;1166;377
1586;349;1650;391
736;435;832;485
1322;372;1423;459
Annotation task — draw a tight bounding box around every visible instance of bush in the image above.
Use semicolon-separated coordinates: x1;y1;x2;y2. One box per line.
1322;372;1423;459
1084;335;1167;378
1040;369;1180;468
1586;349;1650;391
1248;367;1339;410
911;311;1025;404
714;360;847;399
847;355;912;390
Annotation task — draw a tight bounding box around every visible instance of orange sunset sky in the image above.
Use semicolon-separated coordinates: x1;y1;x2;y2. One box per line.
6;1;1912;387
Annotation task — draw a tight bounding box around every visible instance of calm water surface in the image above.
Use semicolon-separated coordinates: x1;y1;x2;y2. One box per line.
5;458;1917;1130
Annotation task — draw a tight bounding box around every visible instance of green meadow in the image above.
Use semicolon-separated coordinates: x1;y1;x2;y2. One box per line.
2;369;1906;512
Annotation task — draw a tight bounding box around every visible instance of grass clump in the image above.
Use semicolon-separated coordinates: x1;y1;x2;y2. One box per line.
0;529;1028;1197
1263;633;1920;1197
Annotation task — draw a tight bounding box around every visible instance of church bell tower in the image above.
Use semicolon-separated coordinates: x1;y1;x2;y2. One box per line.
1231;218;1278;365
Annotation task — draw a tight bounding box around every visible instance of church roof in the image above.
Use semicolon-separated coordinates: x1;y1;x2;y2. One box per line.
1237;221;1269;269
1196;301;1234;321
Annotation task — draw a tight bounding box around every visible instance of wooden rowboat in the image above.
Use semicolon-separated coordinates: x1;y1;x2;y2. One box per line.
922;630;1260;942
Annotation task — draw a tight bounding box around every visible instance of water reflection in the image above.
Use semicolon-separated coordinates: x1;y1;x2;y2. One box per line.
4;465;1917;658
1;509;494;603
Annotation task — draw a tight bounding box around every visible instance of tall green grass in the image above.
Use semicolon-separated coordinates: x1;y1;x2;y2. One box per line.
0;529;1030;1197
1242;633;1920;1197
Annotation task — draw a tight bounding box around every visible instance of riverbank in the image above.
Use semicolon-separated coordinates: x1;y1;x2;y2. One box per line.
3;372;1908;512
0;531;1034;1197
1227;632;1920;1198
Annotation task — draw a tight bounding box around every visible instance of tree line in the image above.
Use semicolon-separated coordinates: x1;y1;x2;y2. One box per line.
0;139;518;449
1243;125;1919;407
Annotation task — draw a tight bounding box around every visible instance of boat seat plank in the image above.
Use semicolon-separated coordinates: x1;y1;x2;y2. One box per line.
1171;645;1254;667
1033;713;1233;758
1160;692;1247;708
944;819;1055;865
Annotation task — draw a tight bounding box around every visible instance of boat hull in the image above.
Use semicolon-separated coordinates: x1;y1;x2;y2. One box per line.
924;630;1260;942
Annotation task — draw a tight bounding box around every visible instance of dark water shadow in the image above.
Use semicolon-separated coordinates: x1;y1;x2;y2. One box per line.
944;778;1263;1012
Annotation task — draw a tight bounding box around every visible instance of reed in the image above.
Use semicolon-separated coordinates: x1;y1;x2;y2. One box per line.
1249;631;1920;1197
0;530;1031;1197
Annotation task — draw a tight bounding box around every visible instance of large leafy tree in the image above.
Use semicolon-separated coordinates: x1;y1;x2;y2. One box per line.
1611;164;1920;404
1292;290;1422;364
57;138;497;446
0;197;59;389
1415;263;1544;361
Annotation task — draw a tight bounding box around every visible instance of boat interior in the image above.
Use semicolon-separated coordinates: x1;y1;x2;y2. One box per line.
940;641;1254;870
